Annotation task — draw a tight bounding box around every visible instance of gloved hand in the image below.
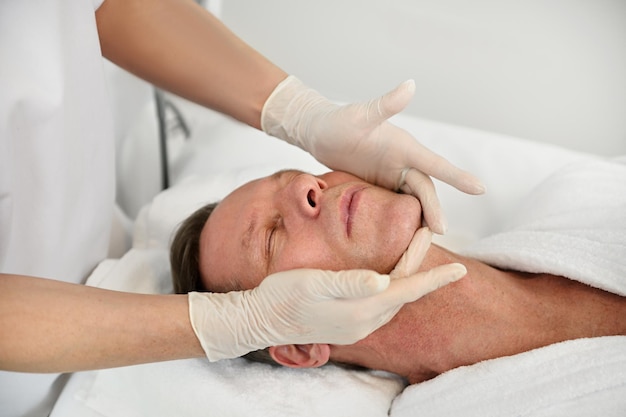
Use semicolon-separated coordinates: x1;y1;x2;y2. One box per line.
261;75;485;234
188;227;466;361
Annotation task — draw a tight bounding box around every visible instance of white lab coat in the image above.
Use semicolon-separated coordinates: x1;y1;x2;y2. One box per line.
0;0;114;416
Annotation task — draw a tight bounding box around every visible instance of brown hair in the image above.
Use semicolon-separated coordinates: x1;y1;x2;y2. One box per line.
170;202;219;294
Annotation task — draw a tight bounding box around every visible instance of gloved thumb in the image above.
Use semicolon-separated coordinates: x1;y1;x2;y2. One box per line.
390;227;432;279
379;263;467;306
363;79;415;125
305;269;391;299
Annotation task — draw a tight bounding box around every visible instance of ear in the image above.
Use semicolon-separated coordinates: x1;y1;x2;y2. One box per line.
268;344;331;368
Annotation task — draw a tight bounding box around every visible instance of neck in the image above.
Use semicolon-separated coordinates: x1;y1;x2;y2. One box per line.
330;245;626;384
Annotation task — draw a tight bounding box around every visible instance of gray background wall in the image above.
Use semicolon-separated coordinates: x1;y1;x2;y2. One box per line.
219;0;626;156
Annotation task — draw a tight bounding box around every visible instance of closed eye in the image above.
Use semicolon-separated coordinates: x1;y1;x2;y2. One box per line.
266;216;281;260
266;226;276;258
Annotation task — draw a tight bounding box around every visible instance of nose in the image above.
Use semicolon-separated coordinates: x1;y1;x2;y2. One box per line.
279;174;326;219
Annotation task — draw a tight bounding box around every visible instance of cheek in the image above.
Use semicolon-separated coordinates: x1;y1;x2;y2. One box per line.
354;195;422;274
272;236;357;273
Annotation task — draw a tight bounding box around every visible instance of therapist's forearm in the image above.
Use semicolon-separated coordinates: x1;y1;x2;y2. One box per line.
95;0;287;129
0;274;204;373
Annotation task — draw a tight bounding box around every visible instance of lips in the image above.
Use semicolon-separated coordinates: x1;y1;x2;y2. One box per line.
341;185;367;237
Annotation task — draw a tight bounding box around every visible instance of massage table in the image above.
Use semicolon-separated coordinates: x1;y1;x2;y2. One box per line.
50;95;626;417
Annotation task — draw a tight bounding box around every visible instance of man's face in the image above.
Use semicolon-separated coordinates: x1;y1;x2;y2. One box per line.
199;170;422;290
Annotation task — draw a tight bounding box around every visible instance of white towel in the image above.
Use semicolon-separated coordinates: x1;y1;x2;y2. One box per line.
462;157;626;295
390;157;626;416
390;336;626;417
85;358;404;417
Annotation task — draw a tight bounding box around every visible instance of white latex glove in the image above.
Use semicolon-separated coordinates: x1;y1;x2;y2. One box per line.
188;228;466;361
261;75;485;234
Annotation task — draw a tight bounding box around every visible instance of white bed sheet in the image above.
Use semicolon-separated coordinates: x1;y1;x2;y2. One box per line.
51;102;599;417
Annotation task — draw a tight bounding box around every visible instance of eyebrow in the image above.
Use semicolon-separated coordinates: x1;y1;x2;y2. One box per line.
242;213;257;251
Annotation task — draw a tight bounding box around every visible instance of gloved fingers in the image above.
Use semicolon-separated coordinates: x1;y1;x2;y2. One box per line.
403;143;486;195
427;162;486;196
350;263;466;337
300;269;391;300
390;227;432;280
399;168;446;234
376;263;467;307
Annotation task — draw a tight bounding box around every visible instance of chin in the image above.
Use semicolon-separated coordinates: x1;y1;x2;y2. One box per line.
353;230;415;275
383;196;422;273
355;189;422;274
